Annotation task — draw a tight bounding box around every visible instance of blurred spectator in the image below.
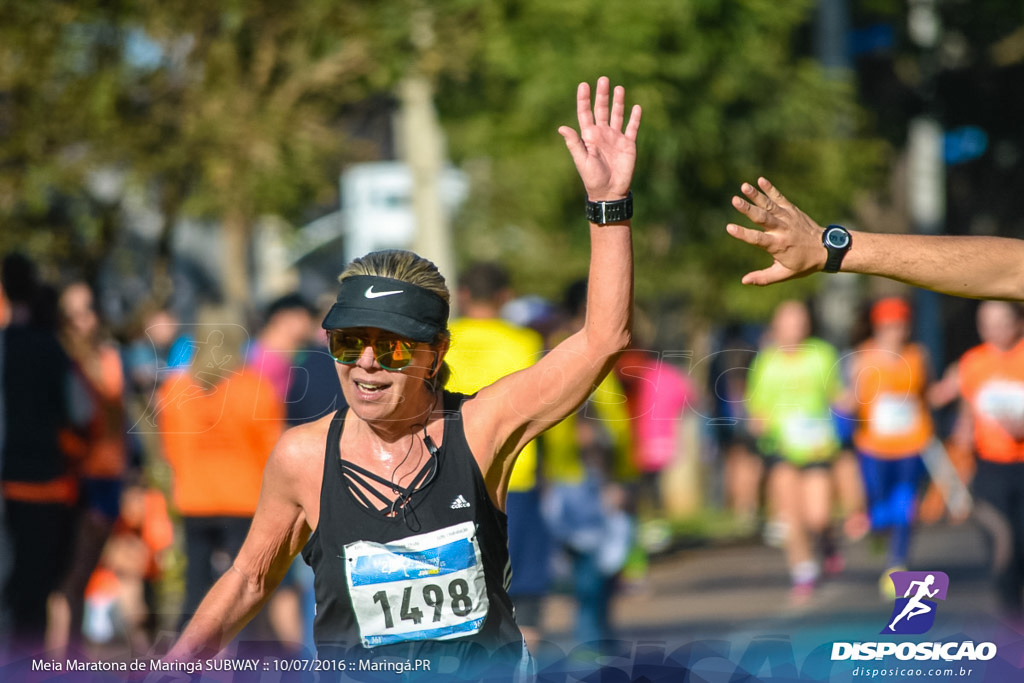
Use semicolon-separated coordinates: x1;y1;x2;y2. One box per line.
501;294;561;342
48;281;130;654
829;308;870;543
616;347;695;519
123;306;194;401
745;299;844;604
830;405;870;544
285;294;347;427
82;477;173;652
445;262;549;651
709;325;764;533
542;279;634;645
0;253;76;655
272;295;347;655
246;293;314;401
250;292;318;653
918;355;976;525
845;297;934;596
121;305;193;492
154;305;284;629
956;301;1024;624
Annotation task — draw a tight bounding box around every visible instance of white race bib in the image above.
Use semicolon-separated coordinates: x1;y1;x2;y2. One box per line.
780;415;834;453
870;393;921;436
344;521;489;648
977;380;1024;421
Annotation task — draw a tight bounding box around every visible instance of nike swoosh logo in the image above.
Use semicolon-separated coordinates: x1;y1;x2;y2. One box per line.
364;286;404;299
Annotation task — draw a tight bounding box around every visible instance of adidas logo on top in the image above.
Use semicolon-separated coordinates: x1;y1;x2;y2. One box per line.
450;495;471;510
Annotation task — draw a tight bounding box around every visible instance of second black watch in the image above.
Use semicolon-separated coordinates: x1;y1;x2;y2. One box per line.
821;224;852;273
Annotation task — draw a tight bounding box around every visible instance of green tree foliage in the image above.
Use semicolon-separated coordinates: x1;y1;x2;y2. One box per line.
0;1;133;270
436;0;888;327
2;0;888;325
124;0;404;305
0;0;456;305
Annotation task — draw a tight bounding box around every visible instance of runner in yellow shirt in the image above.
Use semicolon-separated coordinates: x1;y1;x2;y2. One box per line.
445;262;548;649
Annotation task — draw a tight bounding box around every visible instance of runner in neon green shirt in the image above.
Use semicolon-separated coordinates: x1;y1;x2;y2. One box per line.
747;337;842;466
745;300;845;604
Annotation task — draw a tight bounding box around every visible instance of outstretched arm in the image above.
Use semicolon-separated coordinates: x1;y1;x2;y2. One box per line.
464;77;640;501
165;433;311;661
727;176;1024;301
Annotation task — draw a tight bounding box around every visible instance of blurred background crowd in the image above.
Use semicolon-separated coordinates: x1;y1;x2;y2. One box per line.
2;0;1024;665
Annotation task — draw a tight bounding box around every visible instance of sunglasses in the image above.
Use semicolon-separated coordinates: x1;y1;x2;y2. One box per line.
328;331;418;371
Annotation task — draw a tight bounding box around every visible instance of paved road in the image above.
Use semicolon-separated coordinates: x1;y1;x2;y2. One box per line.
610;520;995;641
538;519;1023;681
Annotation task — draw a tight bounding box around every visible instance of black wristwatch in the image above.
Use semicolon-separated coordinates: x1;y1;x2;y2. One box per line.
586;191;633;225
821;224;852;273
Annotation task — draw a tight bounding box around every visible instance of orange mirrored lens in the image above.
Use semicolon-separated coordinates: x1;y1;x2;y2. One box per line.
328;332;414;370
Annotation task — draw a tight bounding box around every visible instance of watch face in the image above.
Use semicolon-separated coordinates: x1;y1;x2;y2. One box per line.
825;227;851;249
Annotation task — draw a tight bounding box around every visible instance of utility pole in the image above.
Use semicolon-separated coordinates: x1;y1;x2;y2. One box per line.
397;8;458;306
815;0;850;70
907;0;945;374
814;0;860;349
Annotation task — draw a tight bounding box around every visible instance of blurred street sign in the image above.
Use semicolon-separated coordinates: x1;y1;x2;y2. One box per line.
340;161;467;266
944;126;988;165
850;23;895;56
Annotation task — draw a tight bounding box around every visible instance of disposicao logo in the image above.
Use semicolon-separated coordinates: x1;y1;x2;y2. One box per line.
831;570;998;663
883;570;948;635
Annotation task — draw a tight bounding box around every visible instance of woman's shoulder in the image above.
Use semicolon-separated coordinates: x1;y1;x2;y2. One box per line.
277;413;335;460
264;412;336;496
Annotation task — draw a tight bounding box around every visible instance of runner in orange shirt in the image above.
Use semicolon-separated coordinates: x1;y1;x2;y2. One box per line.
847;298;934;595
154;306;284;628
957;301;1024;622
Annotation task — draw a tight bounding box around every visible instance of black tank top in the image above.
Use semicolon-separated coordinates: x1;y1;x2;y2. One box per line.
301;391;527;680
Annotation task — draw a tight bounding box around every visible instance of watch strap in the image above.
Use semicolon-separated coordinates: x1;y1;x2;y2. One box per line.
586;191;633;225
824;248;845;273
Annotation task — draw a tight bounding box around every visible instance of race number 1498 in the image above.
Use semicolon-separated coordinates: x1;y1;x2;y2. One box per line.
372;577;475;628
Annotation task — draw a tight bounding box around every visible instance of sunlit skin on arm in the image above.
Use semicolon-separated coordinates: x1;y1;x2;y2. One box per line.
462;77;641;505
164;424;321;661
727;176;1024;301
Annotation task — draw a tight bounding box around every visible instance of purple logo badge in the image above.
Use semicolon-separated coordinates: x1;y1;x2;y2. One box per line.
882;571;949;635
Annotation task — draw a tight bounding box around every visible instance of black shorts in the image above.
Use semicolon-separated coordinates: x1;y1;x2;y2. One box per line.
761;453;834;472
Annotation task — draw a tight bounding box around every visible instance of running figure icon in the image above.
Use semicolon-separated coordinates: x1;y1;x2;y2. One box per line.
888;574;940;632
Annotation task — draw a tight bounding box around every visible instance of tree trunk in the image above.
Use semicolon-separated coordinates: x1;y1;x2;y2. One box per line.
399;74;457;299
152;178;185;306
221;208;251;315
